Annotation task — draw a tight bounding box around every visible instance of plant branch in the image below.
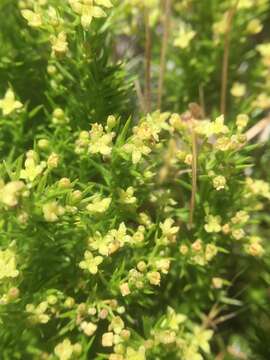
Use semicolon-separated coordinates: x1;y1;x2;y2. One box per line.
220;1;239;116
188;124;197;228
144;8;152;113
157;0;171;110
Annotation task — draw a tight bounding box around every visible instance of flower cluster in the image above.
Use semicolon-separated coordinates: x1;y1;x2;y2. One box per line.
0;0;270;359
68;0;113;29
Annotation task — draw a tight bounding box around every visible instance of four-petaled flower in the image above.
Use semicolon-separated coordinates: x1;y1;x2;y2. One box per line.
204;215;221;233
0;89;23;116
79;250;103;274
86;196;111;213
68;0;113;29
0;248;19;280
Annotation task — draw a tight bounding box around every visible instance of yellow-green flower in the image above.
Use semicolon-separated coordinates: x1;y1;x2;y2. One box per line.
51;32;69;56
20;158;44;182
0;89;23;116
123;139;151;164
79;250;103;274
231;210;249;224
252;93;270;109
119;187;136;205
80;321;97;336
204;215;221;233
247;237;264;257
166;307;186;330
212;15;227;36
0;248;19;280
110;315;125;334
192;326;213;354
236;114;249;130
231;82;246;98
246;19;263;34
42;201;65;222
160;218;179;240
68;0;113;29
0;181;25;208
238;0;253;9
147;271;161;286
88;123;114;156
54;338;74;360
195;115;229;138
212;175;226;191
21;9;42;27
174;26;196;49
26;301;50;324
246;178;270;199
183;346;203;360
86;196;111;213
125;346;146;360
109;222;132;247
205;243;218;261
88;231;111;256
212;115;229;135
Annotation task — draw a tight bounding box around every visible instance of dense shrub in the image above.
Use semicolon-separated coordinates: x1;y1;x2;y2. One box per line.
0;0;270;359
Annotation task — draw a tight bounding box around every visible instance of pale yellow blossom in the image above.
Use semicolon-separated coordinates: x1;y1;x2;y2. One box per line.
252;93;270;110
119;282;131;297
0;248;19;280
51;32;68;55
86;196;111;213
212;277;224;289
0;181;25;208
119;187;136;205
68;0;113;29
247;19;263;34
79;250;103;274
88;123;113;156
42;201;65;222
236;114;249;130
20;157;44;182
80;321;97;336
21;9;42;27
204;215;221;233
147;271;161;286
205;243;218;261
213;176;226;191
174;26;196;49
231;82;246;98
0;89;23;116
54;338;74;360
102;332;114;347
192;326;213;354
232;229;245;240
160;218;179;240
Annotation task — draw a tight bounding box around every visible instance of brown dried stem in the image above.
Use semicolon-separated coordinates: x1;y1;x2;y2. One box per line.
134;79;146;113
188;124;197;228
157;0;171;110
220;1;239;116
245;115;270;142
144;8;152;113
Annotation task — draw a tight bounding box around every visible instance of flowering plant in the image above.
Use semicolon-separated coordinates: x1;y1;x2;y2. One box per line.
0;0;270;359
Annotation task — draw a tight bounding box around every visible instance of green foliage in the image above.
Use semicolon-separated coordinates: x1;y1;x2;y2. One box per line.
0;0;270;359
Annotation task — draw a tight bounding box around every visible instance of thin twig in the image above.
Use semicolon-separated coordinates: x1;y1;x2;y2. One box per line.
245;115;270;142
144;8;152;113
187;103;204;228
215;352;226;360
188;124;197;228
202;303;221;328
199;84;206;118
220;0;239;116
134;79;146;113
157;0;171;110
